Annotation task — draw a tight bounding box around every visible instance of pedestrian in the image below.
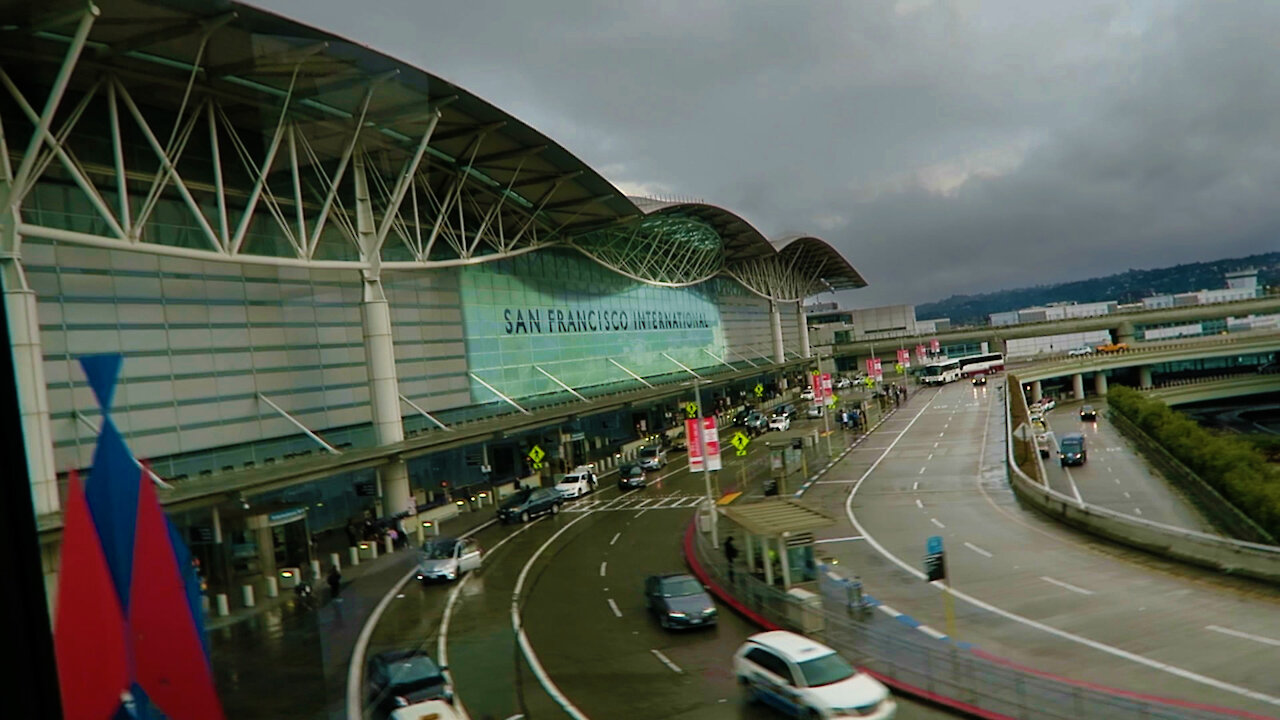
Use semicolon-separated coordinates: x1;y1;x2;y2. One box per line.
327;565;342;600
387;526;399;550
724;536;739;581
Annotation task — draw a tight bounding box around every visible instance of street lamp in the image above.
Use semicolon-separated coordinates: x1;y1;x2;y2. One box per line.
692;377;719;548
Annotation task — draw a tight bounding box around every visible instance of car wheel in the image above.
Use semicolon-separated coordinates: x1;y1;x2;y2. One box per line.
550;502;559;515
520;510;530;523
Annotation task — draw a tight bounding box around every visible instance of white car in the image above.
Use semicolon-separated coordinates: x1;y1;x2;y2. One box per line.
768;415;791;432
1068;346;1094;356
800;387;815;401
807;405;824;419
390;700;463;720
556;467;597;498
835;377;853;389
734;631;896;719
1038;398;1057;411
415;537;482;583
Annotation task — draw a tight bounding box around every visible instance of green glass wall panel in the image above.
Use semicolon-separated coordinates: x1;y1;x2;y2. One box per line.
460;249;726;400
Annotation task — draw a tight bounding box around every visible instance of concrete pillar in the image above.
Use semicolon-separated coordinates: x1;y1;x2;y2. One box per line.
1094;372;1108;397
254;525;276;579
348;546;360;566
1115;321;1136;345
770;301;785;364
745;532;756;574
1;255;59;515
991;337;1006;356
241;583;255;608
355;154;411;520
329;552;342;573
1072;373;1085;400
265;575;279;599
215;594;230;617
1030;381;1043;404
762;536;774;587
795;302;811;359
1139;366;1153;389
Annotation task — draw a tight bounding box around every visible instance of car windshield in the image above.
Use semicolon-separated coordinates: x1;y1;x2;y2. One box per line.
502;489;532;508
624;466;643;477
422;540;456;559
796;652;856;687
660;578;703;597
639;447;658;458
1061;439;1083;452
560;476;582;484
385;655;442;688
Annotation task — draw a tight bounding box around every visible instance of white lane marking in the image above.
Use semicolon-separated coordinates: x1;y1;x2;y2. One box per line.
812;536;864;544
607;598;622;617
610;532;621;546
918;625;947;639
814;479;859;484
930;518;946;529
934;441;940;448
927;453;934;460
1040;576;1095;596
964;542;993;558
512;512;596;720
349;517;498;720
650;648;684;674
938;432;945;437
1123;491;1131;499
912;481;919;491
1135;508;1143;516
1114;478;1121;484
1063;466;1084;506
634;510;648;518
843;392;1280;710
915;498;924;509
918;467;927;475
437;573;476;720
1206;625;1280;648
877;603;903;618
600;562;607;577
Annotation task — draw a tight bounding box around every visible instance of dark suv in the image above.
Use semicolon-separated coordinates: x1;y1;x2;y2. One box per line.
1059;433;1087;467
774;403;797;421
366;649;452;717
497;487;562;523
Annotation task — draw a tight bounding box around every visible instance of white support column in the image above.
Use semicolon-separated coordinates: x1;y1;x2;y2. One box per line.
354;151;411;521
1030;381;1043;404
770;301;785;364
1094;372;1108;398
1;257;58;514
796;301;811;359
1139;366;1153;390
1072;373;1085;401
779;536;792;591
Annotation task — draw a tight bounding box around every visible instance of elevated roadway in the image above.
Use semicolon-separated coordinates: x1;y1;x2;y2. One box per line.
832;295;1280;359
791;380;1280;717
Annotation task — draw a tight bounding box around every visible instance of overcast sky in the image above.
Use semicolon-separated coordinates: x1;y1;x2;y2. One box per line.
256;0;1277;308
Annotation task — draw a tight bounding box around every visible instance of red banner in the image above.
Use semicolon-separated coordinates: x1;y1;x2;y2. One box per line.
897;348;910;368
872;358;883;379
686;417;722;472
916;344;927;363
930;338;940;353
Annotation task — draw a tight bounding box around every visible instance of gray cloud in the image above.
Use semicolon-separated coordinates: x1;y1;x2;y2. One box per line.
255;0;1279;308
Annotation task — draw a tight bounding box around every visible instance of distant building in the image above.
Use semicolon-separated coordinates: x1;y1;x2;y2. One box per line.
807;303;949;345
1225;269;1259;291
991;270;1258;326
989;310;1020;327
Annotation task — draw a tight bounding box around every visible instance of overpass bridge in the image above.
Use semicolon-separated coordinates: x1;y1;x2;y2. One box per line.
830;294;1280;361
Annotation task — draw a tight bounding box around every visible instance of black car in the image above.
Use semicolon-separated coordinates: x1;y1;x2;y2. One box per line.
366;649;452;718
774;403;797;421
497;487;563;523
972;374;987;386
618;463;647;490
644;573;718;629
733;409;753;426
1079;405;1098;421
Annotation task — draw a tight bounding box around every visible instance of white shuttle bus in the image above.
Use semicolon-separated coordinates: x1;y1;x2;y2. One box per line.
920;358;961;385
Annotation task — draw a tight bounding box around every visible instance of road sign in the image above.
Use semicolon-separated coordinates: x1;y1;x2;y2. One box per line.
528;444;545;470
685;402;698;418
754;383;764;398
895;363;904;374
924;535;946;582
830;393;839;406
730;431;750;456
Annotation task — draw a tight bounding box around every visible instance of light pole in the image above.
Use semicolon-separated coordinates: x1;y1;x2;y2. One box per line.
693;377;718;548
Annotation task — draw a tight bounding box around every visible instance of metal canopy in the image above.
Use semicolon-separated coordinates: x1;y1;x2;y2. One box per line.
720;498;837;537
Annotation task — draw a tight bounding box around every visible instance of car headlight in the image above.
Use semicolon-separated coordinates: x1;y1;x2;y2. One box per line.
667;611;687;618
703;607;717;616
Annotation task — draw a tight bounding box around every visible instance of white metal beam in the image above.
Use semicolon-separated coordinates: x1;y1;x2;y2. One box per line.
373;111;440;253
399;393;454;432
74;411;174;489
535;365;589;402
662;352;704;379
702;348;738;372
608;358;654;388
257;393;341;454
468;372;531;415
725;347;760;368
230;68;299;254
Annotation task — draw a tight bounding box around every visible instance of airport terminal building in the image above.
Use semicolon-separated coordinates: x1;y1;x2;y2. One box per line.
1;1;863;595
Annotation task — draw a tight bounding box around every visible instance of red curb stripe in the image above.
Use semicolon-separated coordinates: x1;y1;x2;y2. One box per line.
683;520;1011;720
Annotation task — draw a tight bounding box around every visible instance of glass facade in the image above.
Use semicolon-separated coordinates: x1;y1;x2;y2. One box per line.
460;249;726;400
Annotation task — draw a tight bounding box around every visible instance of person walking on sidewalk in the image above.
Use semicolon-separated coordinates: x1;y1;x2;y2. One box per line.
327;565;343;601
724;536;739;582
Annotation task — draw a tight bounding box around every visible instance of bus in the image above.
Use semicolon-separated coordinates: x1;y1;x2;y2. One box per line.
920;358;961;385
957;352;1004;377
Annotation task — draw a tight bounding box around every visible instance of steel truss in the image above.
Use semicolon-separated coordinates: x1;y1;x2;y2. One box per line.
570;213;724;286
724;252;832;303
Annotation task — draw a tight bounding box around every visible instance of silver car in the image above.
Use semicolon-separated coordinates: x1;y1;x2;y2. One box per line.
416;537;482;583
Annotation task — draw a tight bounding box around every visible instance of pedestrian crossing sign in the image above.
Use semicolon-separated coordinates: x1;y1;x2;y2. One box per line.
528;444;545;469
754;383;764;397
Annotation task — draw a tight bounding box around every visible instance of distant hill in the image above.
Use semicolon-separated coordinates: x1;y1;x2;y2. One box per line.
917;252;1280;327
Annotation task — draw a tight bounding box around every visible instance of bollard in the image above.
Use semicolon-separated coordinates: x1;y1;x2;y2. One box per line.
349;546;360;567
216;593;230;617
384;535;395;555
265;575;279;599
310;559;322;580
241;584;255;609
329;552;341;573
